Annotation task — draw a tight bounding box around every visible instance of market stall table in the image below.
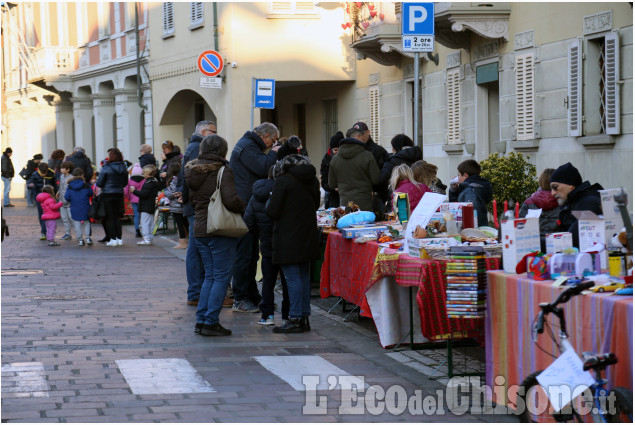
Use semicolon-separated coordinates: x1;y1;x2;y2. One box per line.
320;231;501;347
485;271;633;408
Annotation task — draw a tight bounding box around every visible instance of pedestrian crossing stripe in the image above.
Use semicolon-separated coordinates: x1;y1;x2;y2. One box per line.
116;358;215;394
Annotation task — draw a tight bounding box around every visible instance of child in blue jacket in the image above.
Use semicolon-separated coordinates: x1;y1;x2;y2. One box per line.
64;169;94;246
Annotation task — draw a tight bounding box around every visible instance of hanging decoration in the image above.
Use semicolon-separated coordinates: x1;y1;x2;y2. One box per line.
340;2;385;39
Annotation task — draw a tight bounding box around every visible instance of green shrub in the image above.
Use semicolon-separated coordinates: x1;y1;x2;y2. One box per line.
480;152;539;214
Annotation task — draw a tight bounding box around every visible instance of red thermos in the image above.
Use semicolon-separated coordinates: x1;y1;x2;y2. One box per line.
462;204;474;229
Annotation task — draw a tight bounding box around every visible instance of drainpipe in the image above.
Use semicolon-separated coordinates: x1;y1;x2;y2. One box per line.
135;2;147;110
213;2;219;51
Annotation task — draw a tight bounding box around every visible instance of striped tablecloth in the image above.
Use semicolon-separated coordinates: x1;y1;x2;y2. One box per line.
485;271;633;406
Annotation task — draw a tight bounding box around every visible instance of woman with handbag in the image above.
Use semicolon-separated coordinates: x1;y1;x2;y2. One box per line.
95;148;128;246
184;135;245;337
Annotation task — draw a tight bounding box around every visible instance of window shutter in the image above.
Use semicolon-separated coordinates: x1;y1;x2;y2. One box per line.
295;2;314;12
446;69;461;145
271;2;292;12
604;32;620;135
567;39;582;137
515;53;535;141
163;3;174;34
369;87;380;142
190;2;203;25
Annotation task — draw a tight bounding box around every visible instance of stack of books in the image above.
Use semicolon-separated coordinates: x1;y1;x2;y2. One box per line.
445;249;486;319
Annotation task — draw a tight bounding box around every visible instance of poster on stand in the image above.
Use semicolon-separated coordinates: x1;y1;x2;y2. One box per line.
403;193;446;253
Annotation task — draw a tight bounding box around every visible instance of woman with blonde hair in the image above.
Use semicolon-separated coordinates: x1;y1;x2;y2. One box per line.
411;160;447;195
389;164;430;212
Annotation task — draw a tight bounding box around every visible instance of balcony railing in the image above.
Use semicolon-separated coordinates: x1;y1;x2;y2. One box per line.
31;46;77;80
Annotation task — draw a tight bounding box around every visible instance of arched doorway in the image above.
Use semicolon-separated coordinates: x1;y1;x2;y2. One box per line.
158;90;217;149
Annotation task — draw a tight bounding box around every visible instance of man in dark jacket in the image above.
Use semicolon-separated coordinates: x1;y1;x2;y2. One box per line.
379;134;423;186
229;122;279;313
353;122;389;211
550;162;603;248
2;147;15;207
176;120;217;307
67;147;93;183
22;153;43;206
328;127;380;212
320;131;343;209
449;159;493;227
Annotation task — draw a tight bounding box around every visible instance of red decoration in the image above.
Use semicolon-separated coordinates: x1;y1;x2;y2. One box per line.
362;21;370;29
355;2;362;7
370;10;377;18
341;23;347;29
504;200;508;213
379;13;384;20
515;202;520;219
493;200;498;228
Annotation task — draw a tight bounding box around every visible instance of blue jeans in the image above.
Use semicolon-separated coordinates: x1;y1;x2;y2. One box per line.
131;202;140;231
195;235;238;325
280;262;311;320
2;176;11;205
231;230;261;305
186;215;205;302
26;187;35;206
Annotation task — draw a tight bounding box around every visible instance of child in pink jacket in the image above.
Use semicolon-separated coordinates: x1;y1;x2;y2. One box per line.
36;185;63;246
124;163;146;238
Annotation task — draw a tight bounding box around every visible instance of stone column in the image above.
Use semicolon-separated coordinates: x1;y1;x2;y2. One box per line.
54;99;74;155
71;97;95;164
91;94;116;162
114;89;143;164
141;83;153;147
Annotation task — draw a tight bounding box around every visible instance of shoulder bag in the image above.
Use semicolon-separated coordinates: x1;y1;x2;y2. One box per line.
206;166;248;238
88;194;106;219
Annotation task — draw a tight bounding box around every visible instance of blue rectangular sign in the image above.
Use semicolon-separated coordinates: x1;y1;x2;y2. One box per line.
402;3;435;36
254;79;275;109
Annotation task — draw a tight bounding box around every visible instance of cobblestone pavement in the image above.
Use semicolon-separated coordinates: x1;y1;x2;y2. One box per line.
1;200;517;423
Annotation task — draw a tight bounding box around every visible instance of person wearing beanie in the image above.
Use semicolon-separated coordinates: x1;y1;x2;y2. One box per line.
320;131;343;208
1;147;15;207
277;136;303;161
550;162;603;248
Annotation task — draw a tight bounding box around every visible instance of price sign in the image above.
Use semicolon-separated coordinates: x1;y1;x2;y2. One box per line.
402;35;434;52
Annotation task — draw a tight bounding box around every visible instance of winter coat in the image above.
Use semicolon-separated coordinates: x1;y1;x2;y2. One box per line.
557;181;603;248
163;176;183;214
185;153;244;238
36;192;63;220
64;176;94;221
519;189;561;235
1;154;14;178
96;161;128;194
28;169;58;194
449;175;493;226
328;138;380;211
366;137;390;201
177;133;204;217
58;173;72;207
320;150;340;209
138;153;157;168
379;146;423;186
393;180;431;213
161;151;182;173
67;151;93;182
266;162;320;265
229;131;278;204
124;175;145;204
136;177;161;214
244;179;275;257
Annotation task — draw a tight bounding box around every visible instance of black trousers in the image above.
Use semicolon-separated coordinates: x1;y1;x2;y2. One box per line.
259;256;289;320
172;212;187;239
102;193;123;240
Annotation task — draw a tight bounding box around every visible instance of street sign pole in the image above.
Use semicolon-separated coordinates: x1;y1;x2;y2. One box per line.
251;77;255;131
414;52;420;150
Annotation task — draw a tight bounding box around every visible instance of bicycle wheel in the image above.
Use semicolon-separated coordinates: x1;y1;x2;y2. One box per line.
607;387;633;423
517;371;580;423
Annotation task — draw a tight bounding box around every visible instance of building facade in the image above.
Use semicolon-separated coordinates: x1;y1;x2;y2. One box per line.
347;2;633;202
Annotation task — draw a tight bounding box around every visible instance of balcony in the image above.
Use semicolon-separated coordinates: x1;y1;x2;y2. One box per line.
31;47;77;82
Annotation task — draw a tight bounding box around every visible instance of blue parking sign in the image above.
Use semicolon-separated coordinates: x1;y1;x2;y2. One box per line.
402;3;435;36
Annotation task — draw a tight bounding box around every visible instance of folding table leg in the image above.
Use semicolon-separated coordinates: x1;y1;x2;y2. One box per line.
327;297;343;314
342;305;359;322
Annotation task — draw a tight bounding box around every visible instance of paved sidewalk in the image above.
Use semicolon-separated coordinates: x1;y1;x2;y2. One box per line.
1;200;517;423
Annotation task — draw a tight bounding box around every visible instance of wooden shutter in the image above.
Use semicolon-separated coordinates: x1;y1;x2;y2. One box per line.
567;39;582;137
604;32;620;135
447;69;461;145
190;2;203;25
163;3;174;34
515;53;535;141
369;87;380;142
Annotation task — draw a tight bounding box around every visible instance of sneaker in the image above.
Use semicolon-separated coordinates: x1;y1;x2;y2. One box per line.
86;238;93;246
272;318;304;333
115;238;123;246
200;323;232;336
40;234;46;240
78;239;85;246
137;240;152;246
232;300;259;313
48;241;61;247
106;240;118;246
60;234;72;240
222;297;234;308
258;315;275;326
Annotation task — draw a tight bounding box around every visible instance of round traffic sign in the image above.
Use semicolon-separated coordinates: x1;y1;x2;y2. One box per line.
197;50;224;77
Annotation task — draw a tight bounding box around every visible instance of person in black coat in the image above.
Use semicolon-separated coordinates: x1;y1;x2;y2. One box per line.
2;147;15;207
320;131;343;209
67;147;93;183
244;174;290;325
266;153;320;333
27;162;57;238
96;148;128;245
22;154;43;206
379;134;423;186
550;162;603;248
138;144;157;168
353;122;390;212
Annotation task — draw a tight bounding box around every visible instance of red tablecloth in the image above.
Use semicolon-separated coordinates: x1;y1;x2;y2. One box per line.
320;231;501;340
485;271;633;408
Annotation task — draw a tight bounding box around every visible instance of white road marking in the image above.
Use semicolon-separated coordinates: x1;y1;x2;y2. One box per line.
1;362;50;397
253;355;367;391
116;358;215;394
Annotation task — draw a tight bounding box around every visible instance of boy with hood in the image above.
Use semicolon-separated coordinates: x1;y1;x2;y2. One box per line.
64;168;94;246
449;159;493;227
28;162;58;239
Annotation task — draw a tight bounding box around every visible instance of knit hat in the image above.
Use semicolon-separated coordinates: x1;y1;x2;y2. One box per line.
4;147;12;154
277;136;302;160
330;131;344;149
353;122;368;132
131;163;143;176
550;162;582;187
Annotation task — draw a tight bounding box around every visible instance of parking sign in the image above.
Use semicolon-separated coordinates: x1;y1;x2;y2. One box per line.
402;3;435;52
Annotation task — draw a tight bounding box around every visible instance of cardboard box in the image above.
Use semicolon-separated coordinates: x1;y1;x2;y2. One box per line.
573;211;612;271
545;232;573;254
599;188;623;219
340;225;387;239
501;218;540;273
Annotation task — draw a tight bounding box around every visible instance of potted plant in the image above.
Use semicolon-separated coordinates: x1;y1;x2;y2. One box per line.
480;152;538;215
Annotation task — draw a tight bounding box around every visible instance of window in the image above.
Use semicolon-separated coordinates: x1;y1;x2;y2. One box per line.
98;3;110;38
369;87;380;142
323;99;338;150
190;2;203;26
162;3;174;36
515;53;534;141
126;2;136;29
76;2;88;45
269;2;316;16
446;69;461;144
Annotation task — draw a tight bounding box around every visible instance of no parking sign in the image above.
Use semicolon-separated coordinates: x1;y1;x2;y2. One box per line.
197;50;224;77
